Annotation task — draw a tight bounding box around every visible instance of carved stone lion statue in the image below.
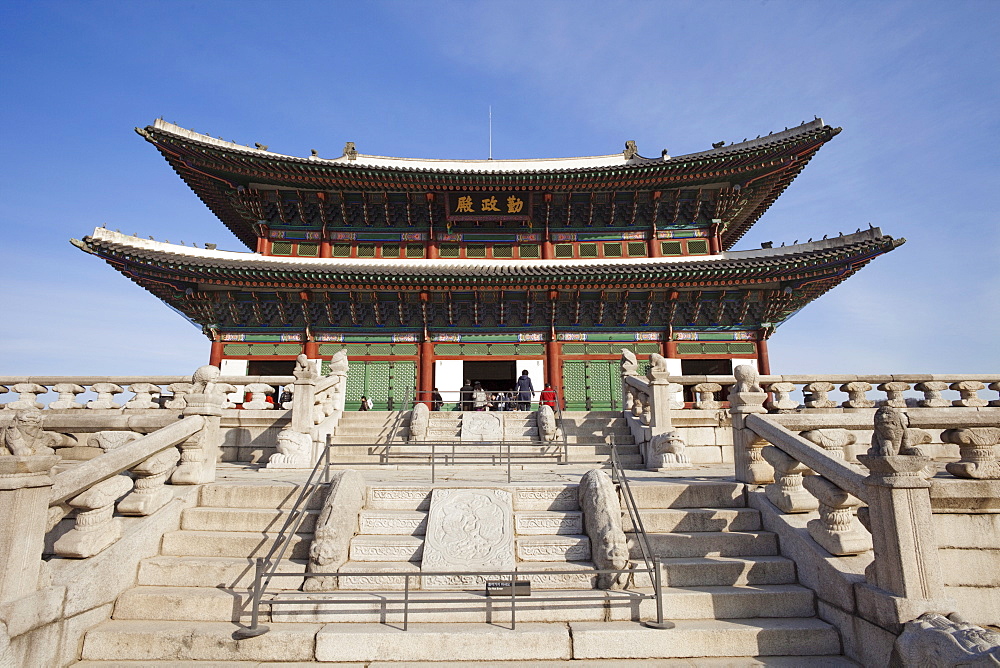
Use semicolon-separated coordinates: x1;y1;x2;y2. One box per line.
409;403;429;441
648;353;669;373
293;354;320;382
1;410;59;456
537;405;561;443
620;349;638;377
893;612;1000;667
733;364;763;394
648;431;690;469
870;406;930;458
190;365;221;395
266;428;314;468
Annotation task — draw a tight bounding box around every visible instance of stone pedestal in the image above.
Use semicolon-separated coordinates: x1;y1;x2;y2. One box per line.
0;455;59;602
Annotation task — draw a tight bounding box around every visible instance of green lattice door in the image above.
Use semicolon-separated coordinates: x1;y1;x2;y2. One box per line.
345;360;415;410
562;360;620;411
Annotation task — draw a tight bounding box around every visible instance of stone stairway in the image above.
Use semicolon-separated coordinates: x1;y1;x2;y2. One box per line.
74;475;847;664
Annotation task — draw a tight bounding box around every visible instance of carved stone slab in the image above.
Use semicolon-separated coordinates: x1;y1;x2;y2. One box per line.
516;535;591;561
461;412;504;442
359;511;428;535
514;512;584;535
366;486;432;510
422;488;515;588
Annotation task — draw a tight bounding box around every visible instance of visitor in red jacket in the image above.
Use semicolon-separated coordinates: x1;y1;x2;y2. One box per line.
540;384;557;409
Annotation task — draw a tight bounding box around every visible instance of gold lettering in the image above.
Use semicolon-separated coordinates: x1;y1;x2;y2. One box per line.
481;196;500;212
455;196;474;213
506;196;524;213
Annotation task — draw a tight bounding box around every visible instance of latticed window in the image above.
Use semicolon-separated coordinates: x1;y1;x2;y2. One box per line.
627;241;647;257
381;244;400;258
333;243;351;257
579;243;599;258
297;243;319;257
357;244;376;258
687;239;710;255
439;244;460;258
271;241;293;256
493;244;513;258
519;244;540;258
406;244;425;258
555;244;574;258
603;242;622;257
660;240;682;256
467;244;487;258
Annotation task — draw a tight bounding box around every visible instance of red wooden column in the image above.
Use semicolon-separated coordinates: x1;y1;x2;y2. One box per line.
419;338;434;407
756;335;771;375
256;236;271;255
649;192;662;257
304;339;319;358
209;340;224;367
319;240;332;258
708;222;722;255
545;291;562;407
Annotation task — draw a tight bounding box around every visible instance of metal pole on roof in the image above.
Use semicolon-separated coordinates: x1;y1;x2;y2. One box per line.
489;105;493;160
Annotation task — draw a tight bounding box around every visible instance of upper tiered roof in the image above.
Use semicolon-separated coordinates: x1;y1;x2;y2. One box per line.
137;119;841;250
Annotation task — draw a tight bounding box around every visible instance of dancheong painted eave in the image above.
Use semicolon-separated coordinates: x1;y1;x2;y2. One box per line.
72;227;903;292
137;119;841;251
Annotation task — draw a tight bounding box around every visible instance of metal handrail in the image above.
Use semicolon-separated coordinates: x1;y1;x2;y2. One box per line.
234;439;332;639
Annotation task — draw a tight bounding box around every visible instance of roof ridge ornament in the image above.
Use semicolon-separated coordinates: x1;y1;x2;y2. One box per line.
344;142;358;161
623;140;638;160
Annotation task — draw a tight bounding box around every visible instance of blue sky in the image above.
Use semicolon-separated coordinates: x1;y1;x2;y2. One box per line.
1;1;997;376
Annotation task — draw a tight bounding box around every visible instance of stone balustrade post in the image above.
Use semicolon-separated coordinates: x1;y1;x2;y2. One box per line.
53;474;134;558
125;383;160;410
950;380;987;407
854;407;952;631
761;446;817;512
941;427;1000;479
646;361;675;437
802;474;871;555
87;383;123;409
290;354;320;434
117;447;182;515
693;382;722;410
623;387;634;413
841;381;875;409
803;381;837;409
877;382;910;408
990;382;1000;407
631;391;644;419
915;381;950;408
765;381;797;412
730;365;773;484
4;383;47;410
50;383;86;409
171;366;225;485
164;382;193;409
0;454;60;601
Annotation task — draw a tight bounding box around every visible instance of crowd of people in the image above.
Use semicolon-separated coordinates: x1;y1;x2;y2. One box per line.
437;370;557;412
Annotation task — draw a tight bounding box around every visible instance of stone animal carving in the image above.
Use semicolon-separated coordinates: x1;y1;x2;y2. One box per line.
190;364;221;395
870;406;930;458
327;349;349;376
266;428;314;467
409;402;429;441
620;348;638;377
733;364;763;394
537;405;561;442
648;431;690;468
1;410;59;456
88;431;142;452
648;353;669;374
893;612;1000;667
578;469;630;590
304;469;366;591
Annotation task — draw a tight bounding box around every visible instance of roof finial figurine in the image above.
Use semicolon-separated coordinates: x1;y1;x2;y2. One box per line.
661;149;669;160
712;141;725;149
254;143;268;151
344;142;358;160
310;149;318;157
623;140;638;160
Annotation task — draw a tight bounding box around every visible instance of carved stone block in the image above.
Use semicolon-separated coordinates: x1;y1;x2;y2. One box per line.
461;412;504;442
422;488;514;588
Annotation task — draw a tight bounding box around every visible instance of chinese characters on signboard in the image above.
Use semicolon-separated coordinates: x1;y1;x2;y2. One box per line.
446;192;531;221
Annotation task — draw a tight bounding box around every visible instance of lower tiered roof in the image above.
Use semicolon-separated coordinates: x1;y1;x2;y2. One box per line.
72;228;903;335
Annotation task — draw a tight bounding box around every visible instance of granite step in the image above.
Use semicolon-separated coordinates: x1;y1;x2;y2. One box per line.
636;555;797;587
337;560;422;590
624;507;761;533
515;534;590;562
137;555;308;590
627;481;746;509
365;485;433;510
75;659;857;667
160;530;311;559
180;507;319;533
113;586;247;623
513;511;583;535
609;584;816;620
628;531;778;559
198;483;324;510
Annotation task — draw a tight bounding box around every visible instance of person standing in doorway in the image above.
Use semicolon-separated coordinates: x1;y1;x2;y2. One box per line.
514;369;534;411
472;382;488;411
540;383;557;409
459;379;473;411
431;388;443;411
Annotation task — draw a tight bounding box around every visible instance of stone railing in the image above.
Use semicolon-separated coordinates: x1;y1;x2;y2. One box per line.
0;375;295;411
727;363;1000;663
